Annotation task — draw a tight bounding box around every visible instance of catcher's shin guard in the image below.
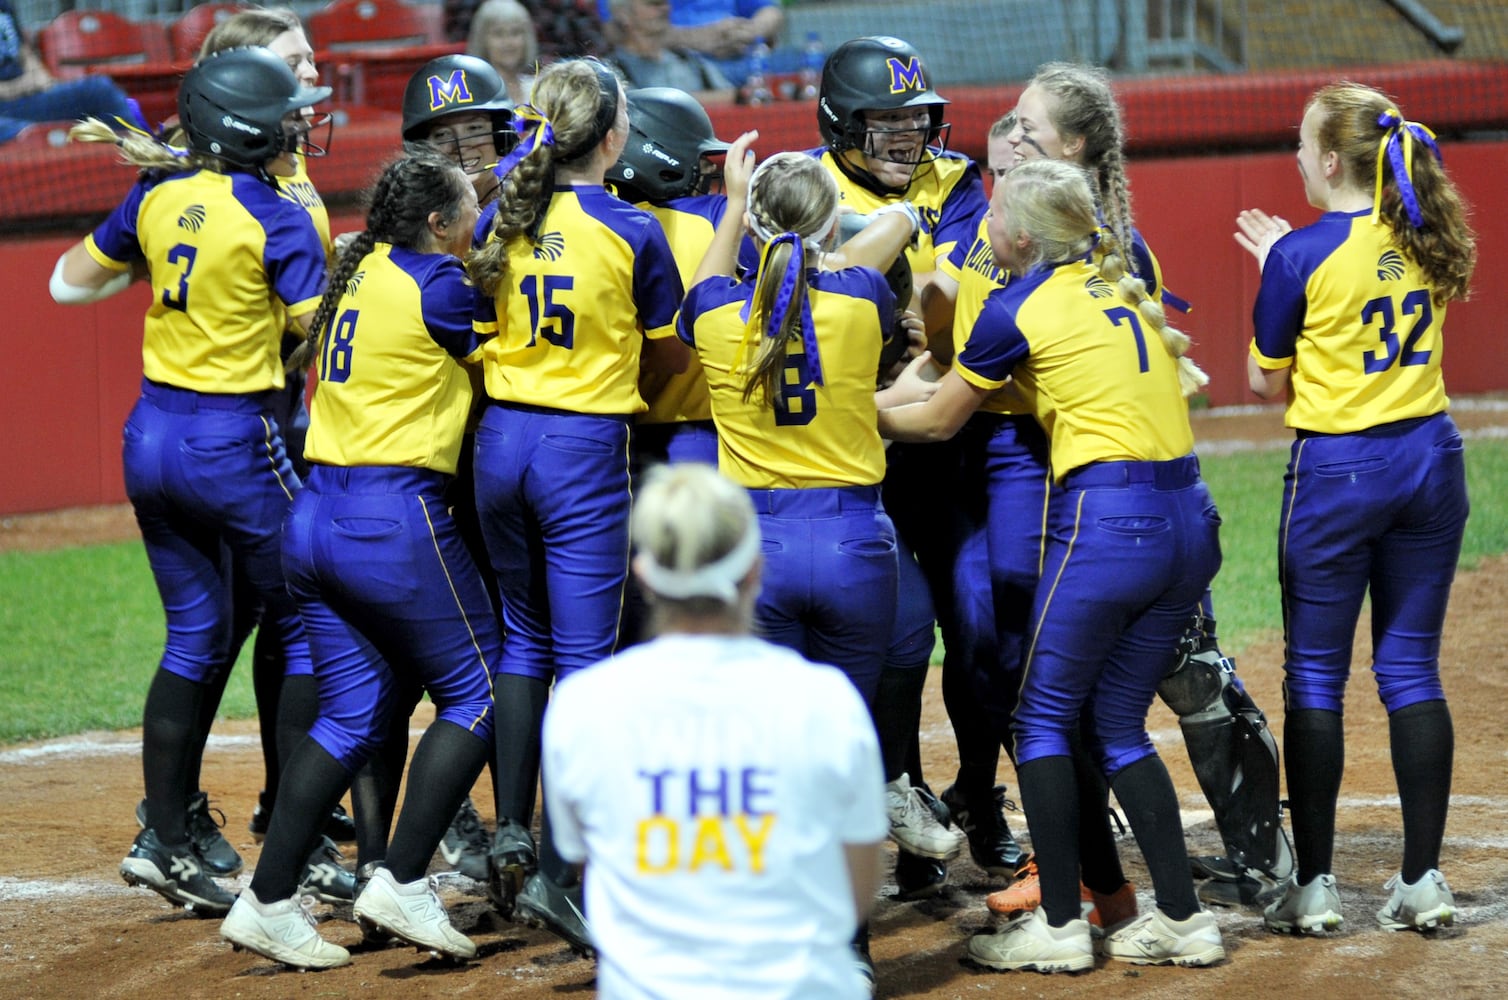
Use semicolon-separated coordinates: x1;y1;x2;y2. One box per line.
1159;621;1288;877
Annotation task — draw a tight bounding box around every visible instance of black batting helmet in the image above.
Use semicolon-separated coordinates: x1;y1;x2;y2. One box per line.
401;55;515;142
817;36;949;154
178;46;332;169
608;87;731;201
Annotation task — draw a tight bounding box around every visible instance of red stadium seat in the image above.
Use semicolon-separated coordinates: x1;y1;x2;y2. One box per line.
305;0;456;107
168;3;247;64
307;0;445;51
36;10;173;80
34;11;180;127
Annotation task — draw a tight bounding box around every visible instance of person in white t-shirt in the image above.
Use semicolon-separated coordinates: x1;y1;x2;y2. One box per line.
542;462;887;999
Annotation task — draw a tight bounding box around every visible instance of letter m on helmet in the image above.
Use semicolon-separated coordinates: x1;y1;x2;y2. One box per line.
887;56;925;95
428;70;474;112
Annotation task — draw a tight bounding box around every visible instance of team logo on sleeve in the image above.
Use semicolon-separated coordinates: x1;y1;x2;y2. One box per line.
177;205;207;233
532;232;566;261
887;56;926;94
1084;275;1114;298
428;70;474;111
344;270;366;296
1376;250;1407;281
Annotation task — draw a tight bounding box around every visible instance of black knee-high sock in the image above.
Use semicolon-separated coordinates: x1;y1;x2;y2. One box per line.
187;665;232;797
248;736;351;902
942;648;1001;795
141;669;204;843
386;721;490;882
494;673;550;823
1016;755;1081;926
1389;700;1453;882
1073;740;1128;894
274;674;320;779
251;625;287;798
1110;755;1198;920
349;694;417;869
874;664;928;783
1284;708;1344;882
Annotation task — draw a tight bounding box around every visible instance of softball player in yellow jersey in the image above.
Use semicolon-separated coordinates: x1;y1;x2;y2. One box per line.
191;6;360;872
881;159;1226;972
49;47;331;919
813;36;996;894
680;147;900;701
220;152;499;970
466;57;687;951
1241;83;1474;937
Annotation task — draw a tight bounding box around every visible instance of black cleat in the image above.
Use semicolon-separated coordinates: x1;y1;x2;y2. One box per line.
941;783;1026;876
487;817;538;918
893;849;948;901
299;835;356;904
515;871;594;957
120;827;236;916
438;796;491;881
136;793;243;877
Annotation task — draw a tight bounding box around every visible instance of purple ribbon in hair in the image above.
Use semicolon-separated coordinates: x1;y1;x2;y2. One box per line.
492;106;555;182
763;232;824;388
1374;108;1441;229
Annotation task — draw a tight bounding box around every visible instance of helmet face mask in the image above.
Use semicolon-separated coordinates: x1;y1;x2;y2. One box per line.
179;47;333;170
608;87;730;203
282;111;334;160
416;110;509;178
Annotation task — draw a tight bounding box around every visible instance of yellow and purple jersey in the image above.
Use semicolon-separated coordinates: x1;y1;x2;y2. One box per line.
811;147;987;275
85;168;327;393
475;184;684;415
634;193;728;426
955;257;1193;481
1250;209;1449;433
679;266;895;489
946;214;1168;418
304;244;483;475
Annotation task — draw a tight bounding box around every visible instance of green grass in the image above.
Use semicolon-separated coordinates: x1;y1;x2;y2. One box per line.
1;439;1503;745
0;541;255;744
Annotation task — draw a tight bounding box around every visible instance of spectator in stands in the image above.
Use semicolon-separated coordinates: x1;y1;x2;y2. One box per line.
446;0;608;61
0;0;136;144
607;0;734;105
466;0;538;105
603;0;782;88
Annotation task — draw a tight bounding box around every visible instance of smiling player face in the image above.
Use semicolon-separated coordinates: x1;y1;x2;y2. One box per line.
856;106;933;189
1007;85;1078;166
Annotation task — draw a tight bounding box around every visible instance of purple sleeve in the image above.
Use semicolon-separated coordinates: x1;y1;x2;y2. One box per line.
632;215;685;333
1252;236;1308;362
260;198;327;309
422;257;483;359
933;159;987;265
956;287;1031;382
89;179;150;265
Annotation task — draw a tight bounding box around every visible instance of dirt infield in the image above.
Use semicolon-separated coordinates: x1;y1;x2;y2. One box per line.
2;403;1505;999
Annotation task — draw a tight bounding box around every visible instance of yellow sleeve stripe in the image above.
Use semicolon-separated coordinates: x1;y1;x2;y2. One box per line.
1249;339;1293;367
83;235;132;272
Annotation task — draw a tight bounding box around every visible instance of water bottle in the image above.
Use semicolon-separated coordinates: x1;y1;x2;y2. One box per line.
799;31;824;101
743;38;772;106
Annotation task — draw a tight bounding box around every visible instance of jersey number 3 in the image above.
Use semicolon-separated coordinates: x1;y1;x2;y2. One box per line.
1361;289;1432;373
160;243;197;312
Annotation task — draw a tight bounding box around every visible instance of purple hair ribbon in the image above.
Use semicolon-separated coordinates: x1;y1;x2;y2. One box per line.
492;105;555;182
734;233;824;389
1372;108;1441;229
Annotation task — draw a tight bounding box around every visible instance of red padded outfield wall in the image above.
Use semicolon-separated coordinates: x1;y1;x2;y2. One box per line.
2;68;1506;514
